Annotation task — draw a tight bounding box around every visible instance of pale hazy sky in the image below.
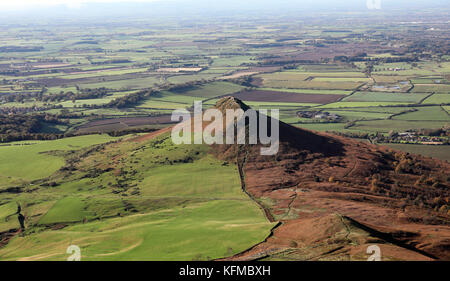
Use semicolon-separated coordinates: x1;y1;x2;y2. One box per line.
0;0;163;10
0;0;446;13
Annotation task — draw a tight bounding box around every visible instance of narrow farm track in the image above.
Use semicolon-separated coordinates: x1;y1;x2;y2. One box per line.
283;191;298;220
342;159;358;178
16;252;61;261
95;239;144;257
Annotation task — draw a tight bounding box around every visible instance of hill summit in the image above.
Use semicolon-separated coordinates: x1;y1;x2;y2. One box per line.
211;96;450;261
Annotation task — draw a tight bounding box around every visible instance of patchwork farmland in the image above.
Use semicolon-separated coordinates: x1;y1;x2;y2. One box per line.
0;4;449;262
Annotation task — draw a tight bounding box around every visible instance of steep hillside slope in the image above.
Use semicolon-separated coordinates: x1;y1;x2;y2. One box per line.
214;97;450;261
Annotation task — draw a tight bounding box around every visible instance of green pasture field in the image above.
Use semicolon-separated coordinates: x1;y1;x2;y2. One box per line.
258;88;352;95
372;62;414;72
138;91;199;107
46;86;79;94
79;76;160;90
312;77;371;82
326;110;392;121
342;92;429;103
38;196;91;224
381;143;450;161
412;84;450;93
257;72;311;81
393;106;450;121
351;119;449;133
69;108;154;116
410;77;447;84
372;75;412;83
328;107;415;114
279;115;301;124
375;69;436;76
56;92;132;108
0;101;47;108
370;83;412;92
0;134;274;261
372;61;442;76
55;68;148;80
165;46;201;56
296;64;357;72
178;81;244;98
321;31;352;37
0;202;19;232
137;99;193;110
422;94;450;104
139;156;243;198
289;71;366;78
258;71;366;83
436;61;450;72
0;135;119;185
260;80;363;90
167;74;219;84
211;56;255;67
0;200;274;261
295;122;349;132
316;102;413;108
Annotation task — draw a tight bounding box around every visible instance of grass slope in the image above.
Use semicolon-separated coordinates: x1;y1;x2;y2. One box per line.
0;133;274;261
0;135;119;185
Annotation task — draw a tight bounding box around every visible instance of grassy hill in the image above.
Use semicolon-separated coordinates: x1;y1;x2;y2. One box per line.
0;132;274;261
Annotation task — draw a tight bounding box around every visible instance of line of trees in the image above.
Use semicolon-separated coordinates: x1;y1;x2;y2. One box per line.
36;87;110;103
105;89;157;108
0;87;110;104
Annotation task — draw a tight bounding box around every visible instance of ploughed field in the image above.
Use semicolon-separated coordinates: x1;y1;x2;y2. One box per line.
76;115;175;134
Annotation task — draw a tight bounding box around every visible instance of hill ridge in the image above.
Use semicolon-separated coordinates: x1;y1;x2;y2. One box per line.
210;96;450;261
